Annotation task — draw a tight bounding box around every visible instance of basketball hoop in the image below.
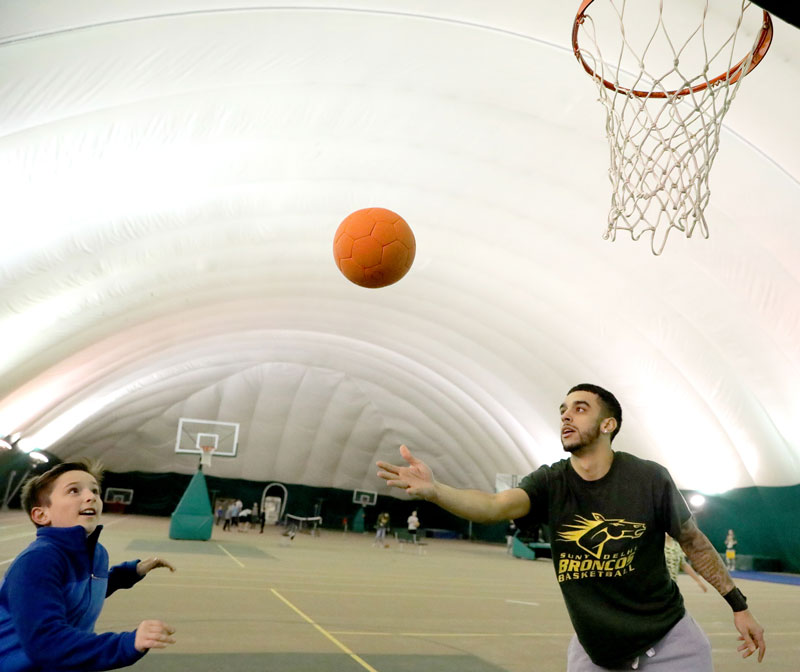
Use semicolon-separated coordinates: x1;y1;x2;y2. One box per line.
573;1;773;254
200;445;215;468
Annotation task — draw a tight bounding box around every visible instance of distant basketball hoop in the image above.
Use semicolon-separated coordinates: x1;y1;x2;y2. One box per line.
200;445;215;468
103;487;134;514
175;418;238;471
352;489;377;507
573;0;773;254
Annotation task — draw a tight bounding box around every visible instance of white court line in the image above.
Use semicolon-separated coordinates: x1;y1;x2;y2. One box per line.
0;531;34;543
216;544;245;567
0;558;14;566
506;599;540;606
0;518;125;543
101;517;126;528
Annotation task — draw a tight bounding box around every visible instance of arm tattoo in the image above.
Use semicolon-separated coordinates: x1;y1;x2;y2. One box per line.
677;517;735;595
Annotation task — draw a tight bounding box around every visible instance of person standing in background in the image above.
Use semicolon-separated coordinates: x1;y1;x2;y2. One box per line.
231;499;242;530
407;510;420;542
505;519;517;555
222;502;234;531
665;534;707;592
725;529;738;571
374;512;390;547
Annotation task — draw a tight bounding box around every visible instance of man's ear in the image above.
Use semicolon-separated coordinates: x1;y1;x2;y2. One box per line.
30;507;50;526
601;418;617;435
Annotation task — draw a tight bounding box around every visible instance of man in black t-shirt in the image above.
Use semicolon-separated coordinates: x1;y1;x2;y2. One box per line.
377;383;766;670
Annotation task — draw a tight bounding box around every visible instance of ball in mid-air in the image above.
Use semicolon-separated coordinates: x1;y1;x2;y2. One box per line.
333;208;416;288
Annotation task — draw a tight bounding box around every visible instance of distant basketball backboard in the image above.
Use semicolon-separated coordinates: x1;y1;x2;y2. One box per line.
352;489;377;506
175;418;239;458
103;487;134;504
103;487;133;514
495;474;527;492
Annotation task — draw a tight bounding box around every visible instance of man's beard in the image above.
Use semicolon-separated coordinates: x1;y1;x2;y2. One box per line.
561;422;602;453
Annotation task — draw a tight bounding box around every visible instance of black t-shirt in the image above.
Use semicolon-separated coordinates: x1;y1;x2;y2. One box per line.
517;451;691;668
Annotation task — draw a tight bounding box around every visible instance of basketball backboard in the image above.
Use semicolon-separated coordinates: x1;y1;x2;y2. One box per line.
352;489;377;506
175;418;239;459
752;2;799;28
495;474;527;492
103;487;134;504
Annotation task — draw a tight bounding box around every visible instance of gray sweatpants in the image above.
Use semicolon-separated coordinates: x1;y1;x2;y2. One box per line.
566;612;713;671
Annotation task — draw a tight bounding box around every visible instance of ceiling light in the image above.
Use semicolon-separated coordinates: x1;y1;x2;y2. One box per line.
689;493;706;509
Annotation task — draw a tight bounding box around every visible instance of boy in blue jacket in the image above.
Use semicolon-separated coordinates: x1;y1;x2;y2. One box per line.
0;460;177;671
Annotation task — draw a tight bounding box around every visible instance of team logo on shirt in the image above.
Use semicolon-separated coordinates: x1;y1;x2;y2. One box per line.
555;514;646;582
557;513;646;559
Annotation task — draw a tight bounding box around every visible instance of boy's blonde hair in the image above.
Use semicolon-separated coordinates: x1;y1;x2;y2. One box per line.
20;459;104;527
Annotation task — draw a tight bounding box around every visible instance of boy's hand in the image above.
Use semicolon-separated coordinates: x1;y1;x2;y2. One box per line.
136;556;176;576
134;620;176;652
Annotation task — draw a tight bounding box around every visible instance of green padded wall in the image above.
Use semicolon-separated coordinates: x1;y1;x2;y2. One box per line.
690;484;800;573
169;470;213;540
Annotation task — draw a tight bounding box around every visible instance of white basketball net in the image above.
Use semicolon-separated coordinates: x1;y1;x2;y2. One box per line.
574;1;771;254
200;446;215;467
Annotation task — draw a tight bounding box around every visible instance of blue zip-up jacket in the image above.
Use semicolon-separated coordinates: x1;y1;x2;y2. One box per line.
0;524;146;671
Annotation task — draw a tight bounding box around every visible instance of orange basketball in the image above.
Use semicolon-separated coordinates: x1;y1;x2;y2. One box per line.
333;208;416;288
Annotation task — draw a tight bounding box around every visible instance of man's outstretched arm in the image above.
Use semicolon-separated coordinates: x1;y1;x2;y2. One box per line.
678;517;766;662
377;444;531;524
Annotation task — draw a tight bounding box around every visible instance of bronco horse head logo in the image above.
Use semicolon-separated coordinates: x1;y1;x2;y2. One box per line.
557;513;646;559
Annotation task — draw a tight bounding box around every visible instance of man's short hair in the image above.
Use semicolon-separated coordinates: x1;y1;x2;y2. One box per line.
20;460;103;527
568;383;623;442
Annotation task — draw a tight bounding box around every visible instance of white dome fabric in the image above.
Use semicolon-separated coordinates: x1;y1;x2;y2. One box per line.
1;1;798;496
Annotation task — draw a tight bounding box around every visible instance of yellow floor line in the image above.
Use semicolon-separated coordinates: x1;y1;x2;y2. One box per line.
271;588;380;672
216;544;245;567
